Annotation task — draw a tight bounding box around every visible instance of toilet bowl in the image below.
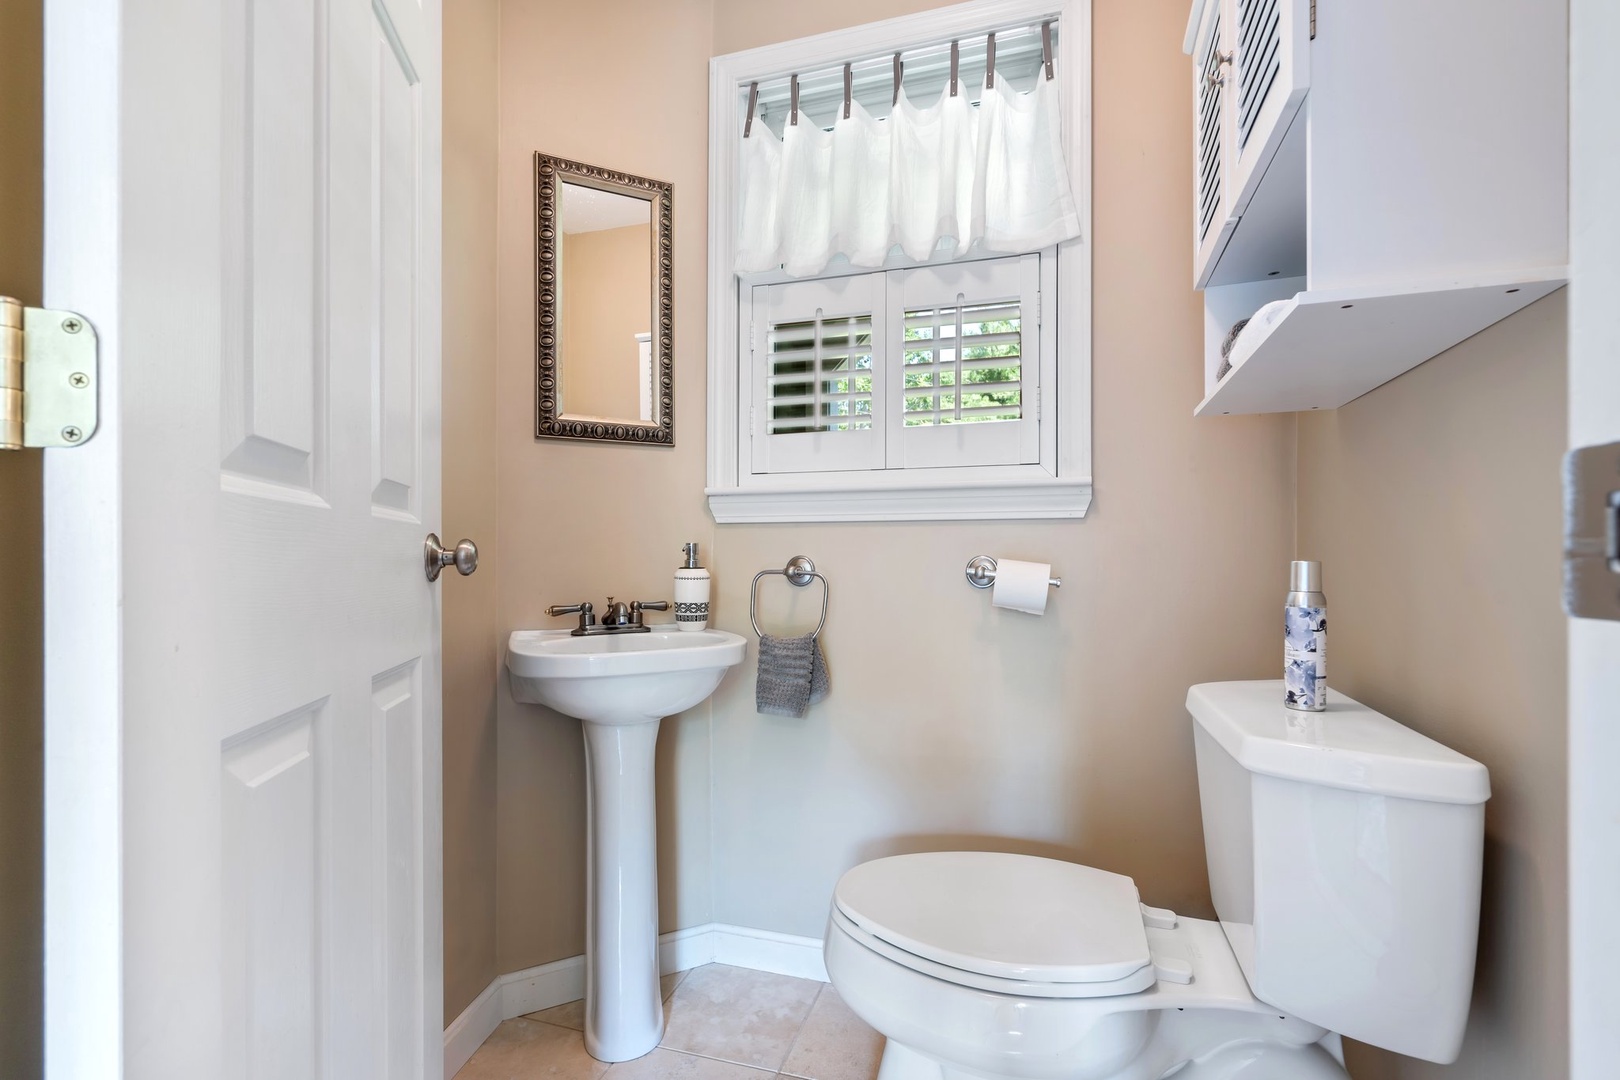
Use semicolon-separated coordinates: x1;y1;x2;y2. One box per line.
823;682;1491;1080
824;852;1346;1080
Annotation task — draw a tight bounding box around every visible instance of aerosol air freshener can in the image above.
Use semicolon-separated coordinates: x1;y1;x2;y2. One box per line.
1284;560;1327;712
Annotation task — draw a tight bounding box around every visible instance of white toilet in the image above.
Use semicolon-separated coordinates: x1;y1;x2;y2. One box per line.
824;681;1491;1080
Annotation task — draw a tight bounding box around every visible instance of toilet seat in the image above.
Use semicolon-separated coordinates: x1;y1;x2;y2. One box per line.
832;852;1158;1000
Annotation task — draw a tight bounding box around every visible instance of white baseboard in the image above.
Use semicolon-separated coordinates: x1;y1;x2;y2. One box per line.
658;923;720;975
497;952;588;1026
710;923;829;982
442;976;502;1080
444;923;826;1077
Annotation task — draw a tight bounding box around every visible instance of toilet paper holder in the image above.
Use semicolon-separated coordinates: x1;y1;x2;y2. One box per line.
964;555;1062;590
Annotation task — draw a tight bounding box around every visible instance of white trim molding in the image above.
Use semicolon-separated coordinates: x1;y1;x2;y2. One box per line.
443;924;828;1077
707;477;1093;523
706;0;1094;524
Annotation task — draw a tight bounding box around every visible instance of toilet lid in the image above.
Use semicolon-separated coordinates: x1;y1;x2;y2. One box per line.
833;852;1153;986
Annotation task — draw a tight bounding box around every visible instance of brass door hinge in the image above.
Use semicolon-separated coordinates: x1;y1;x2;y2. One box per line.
0;296;99;450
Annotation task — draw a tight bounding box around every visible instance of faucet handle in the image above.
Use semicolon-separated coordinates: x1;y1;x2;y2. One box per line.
630;600;669;627
546;601;596;633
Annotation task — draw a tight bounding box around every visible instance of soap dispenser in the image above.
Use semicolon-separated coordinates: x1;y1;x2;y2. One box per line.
675;542;710;632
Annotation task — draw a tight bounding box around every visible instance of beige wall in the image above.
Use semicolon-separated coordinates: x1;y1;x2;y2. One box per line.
492;0;717;973
1296;295;1569;1079
0;0;43;1073
705;0;1294;935
442;0;502;1024
559;224;652;420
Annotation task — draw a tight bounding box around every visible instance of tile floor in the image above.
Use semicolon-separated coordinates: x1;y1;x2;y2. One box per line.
455;964;885;1080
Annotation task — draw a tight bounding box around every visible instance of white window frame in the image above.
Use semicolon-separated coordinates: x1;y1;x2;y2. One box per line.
706;0;1093;523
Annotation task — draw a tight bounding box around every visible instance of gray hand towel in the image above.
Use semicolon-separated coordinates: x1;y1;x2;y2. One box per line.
755;633;830;718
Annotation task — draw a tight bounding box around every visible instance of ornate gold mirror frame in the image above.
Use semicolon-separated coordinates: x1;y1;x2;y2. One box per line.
534;153;674;445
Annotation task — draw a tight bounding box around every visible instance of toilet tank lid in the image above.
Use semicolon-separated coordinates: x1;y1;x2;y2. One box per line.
1187;681;1491;805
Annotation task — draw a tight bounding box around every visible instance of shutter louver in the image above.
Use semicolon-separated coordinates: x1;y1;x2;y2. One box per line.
1197;10;1225;246
902;299;1023;426
767;310;875;434
1238;0;1282;150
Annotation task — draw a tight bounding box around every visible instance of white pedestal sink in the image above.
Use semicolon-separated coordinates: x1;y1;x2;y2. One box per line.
506;627;746;1062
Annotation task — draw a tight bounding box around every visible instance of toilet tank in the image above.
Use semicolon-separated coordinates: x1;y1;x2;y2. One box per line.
1187;681;1490;1064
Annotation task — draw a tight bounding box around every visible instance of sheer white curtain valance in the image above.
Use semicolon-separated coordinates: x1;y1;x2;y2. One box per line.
736;63;1082;277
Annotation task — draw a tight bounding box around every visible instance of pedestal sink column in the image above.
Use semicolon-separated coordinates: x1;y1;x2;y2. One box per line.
505;627;747;1061
580;716;663;1062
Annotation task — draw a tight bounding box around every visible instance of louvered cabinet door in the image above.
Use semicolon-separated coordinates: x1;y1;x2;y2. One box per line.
1192;0;1238;287
1229;0;1310;213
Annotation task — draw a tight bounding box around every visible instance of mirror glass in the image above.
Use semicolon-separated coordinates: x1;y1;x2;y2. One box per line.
556;182;656;424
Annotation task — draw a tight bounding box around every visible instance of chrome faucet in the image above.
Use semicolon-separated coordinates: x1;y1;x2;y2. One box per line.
546;598;669;636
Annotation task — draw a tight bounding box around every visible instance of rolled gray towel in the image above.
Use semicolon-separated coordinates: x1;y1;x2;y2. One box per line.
756;633;830;718
1217;317;1249;381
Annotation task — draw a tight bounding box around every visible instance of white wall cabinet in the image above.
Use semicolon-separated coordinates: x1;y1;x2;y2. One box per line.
1185;0;1567;416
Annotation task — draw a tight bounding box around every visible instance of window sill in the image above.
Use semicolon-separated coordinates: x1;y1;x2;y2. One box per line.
706;476;1093;523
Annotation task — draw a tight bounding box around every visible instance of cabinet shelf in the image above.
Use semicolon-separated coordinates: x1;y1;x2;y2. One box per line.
1194;271;1567;417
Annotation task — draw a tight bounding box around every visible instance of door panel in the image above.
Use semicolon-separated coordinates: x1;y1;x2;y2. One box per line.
374;28;421;517
222;704;323;1080
42;0;443;1076
222;0;327;495
375;661;425;1079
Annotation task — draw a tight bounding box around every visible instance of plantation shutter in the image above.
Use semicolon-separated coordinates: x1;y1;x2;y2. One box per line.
750;272;888;474
888;253;1042;468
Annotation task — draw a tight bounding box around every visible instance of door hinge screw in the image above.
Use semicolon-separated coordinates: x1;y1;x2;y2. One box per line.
68;372;89;388
61;426;82;443
61;317;83;334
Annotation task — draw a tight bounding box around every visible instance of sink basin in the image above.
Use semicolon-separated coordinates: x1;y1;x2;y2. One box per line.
507;627;747;723
505;626;746;1062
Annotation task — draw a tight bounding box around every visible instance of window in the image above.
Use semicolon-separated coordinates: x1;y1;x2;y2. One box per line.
708;0;1093;523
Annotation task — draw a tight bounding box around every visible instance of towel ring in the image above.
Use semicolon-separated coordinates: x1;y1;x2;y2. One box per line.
750;555;829;639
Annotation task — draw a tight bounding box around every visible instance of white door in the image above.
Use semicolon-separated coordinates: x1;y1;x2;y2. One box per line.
41;1;446;1078
1568;0;1620;1074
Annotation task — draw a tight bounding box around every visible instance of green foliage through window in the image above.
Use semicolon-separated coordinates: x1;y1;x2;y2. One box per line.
903;301;1022;426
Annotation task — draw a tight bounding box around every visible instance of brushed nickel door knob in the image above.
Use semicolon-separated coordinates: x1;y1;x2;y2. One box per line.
425;533;479;582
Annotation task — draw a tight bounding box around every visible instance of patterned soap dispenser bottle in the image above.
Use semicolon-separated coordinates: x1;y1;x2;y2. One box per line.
1284;560;1327;711
675;542;710;632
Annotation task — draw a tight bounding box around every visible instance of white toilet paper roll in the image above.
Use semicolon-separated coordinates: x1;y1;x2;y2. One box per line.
991;559;1052;615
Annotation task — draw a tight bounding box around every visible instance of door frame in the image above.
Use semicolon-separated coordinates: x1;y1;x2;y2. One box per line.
1567;0;1620;1074
42;0;121;1071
